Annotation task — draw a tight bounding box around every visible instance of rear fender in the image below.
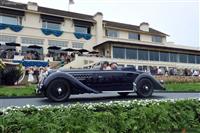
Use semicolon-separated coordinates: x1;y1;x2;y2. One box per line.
134;73;165;90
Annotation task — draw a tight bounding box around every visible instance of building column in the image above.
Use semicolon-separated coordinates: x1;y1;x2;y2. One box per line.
43;39;48;55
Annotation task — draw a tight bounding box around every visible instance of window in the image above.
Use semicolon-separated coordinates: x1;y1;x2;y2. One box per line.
196;56;200;64
72;42;84;49
0;15;21;25
152;36;162;43
138;49;149;60
113;47;125;59
128;32;140;40
42;21;60;30
0;35;17;43
21;37;44;45
48;40;68;47
75;25;90;34
170;53;178;62
188;55;196;64
149;51;159;61
126;48;137;59
160;52;169;62
106;29;118;37
179;54;188;63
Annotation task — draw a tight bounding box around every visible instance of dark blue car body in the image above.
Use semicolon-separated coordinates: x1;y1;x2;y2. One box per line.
37;67;165;102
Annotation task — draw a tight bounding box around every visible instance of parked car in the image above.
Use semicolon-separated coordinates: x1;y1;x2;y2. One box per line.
37;67;165;102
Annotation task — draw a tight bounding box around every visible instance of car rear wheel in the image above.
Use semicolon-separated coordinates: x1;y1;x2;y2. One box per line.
136;78;153;98
118;92;129;97
46;79;71;102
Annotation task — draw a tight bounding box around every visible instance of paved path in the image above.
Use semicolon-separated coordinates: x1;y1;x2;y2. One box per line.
0;92;200;108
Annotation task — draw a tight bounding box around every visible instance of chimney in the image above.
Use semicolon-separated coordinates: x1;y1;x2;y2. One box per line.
93;12;103;44
140;22;149;32
27;2;38;11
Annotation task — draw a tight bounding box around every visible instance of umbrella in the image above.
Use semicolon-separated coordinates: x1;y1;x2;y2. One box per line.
6;48;16;51
62;48;77;52
28;45;42;49
77;49;89;53
5;42;21;47
88;50;99;54
48;46;61;50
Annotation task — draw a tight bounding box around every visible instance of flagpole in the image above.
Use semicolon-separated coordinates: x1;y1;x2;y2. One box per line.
68;0;74;11
68;0;70;11
68;1;70;11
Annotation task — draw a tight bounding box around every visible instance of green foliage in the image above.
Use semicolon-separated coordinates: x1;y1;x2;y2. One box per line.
0;60;5;72
1;99;200;133
165;83;200;91
0;85;36;96
2;64;24;85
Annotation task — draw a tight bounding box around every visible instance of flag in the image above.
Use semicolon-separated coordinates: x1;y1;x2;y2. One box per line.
69;0;74;5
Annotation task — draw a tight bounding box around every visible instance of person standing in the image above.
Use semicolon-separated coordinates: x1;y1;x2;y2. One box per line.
28;67;34;84
34;67;40;84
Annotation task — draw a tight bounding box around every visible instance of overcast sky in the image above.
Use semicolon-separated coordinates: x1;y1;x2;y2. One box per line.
12;0;199;48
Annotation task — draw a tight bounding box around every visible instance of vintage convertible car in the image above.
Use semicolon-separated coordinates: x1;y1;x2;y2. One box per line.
37;67;165;102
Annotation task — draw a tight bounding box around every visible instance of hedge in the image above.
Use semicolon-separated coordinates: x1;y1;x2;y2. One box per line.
0;99;200;133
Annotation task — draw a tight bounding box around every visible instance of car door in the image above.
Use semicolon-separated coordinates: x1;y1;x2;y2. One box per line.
90;70;136;91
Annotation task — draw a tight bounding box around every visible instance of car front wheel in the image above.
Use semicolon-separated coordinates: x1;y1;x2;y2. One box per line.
46;79;71;102
136;78;153;98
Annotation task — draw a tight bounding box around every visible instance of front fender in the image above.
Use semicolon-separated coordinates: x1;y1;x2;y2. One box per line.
42;72;99;93
135;73;165;90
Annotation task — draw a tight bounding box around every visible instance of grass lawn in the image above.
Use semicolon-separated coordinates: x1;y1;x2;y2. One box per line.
165;82;200;92
0;84;37;97
0;82;199;97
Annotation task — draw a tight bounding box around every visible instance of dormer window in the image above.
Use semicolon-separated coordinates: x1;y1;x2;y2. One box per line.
40;14;64;30
73;20;93;40
75;25;90;34
152;36;162;43
0;15;21;25
73;19;93;34
42;21;60;30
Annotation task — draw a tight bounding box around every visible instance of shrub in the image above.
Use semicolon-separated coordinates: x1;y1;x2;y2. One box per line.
0;99;200;133
2;64;23;85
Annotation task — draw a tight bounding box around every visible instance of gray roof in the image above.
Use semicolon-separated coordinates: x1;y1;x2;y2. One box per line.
103;20;168;36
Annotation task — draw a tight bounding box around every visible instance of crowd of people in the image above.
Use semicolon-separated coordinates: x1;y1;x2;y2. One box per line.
142;67;200;77
98;61;200;77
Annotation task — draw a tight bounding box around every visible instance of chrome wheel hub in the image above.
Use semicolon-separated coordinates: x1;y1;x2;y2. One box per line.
57;87;62;95
144;85;149;90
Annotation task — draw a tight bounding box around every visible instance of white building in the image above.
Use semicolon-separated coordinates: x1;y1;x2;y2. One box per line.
0;1;200;70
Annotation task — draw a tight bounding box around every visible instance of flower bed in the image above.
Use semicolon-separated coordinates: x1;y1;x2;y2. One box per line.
1;99;200;133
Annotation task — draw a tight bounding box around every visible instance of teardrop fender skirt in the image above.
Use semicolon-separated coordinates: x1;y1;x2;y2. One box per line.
41;72;99;94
